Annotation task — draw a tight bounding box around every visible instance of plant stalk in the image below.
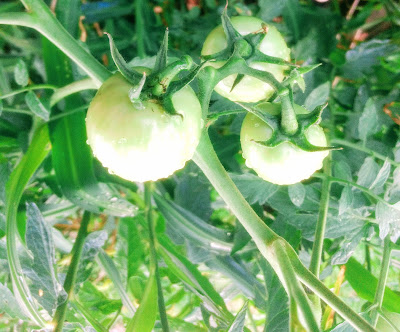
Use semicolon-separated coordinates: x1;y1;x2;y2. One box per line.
144;182;170;332
193;131;376;332
52;211;91;331
309;157;332;277
370;236;392;327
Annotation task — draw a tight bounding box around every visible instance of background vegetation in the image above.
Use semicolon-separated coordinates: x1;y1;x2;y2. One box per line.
0;0;400;331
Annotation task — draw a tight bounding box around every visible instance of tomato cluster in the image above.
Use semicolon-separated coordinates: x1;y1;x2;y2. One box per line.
86;15;328;185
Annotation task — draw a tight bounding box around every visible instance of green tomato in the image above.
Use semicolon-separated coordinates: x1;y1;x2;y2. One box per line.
201;16;290;103
86;73;203;182
240;103;329;185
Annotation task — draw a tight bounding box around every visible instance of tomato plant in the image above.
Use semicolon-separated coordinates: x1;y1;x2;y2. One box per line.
201;16;290;103
240;103;329;185
1;1;399;332
86;73;203;182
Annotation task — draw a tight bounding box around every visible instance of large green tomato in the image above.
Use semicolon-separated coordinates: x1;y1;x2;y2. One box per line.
240;103;329;185
201;16;290;103
86;73;203;182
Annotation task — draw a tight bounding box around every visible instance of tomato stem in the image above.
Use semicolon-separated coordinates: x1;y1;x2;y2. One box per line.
370;236;392;327
193;130;376;332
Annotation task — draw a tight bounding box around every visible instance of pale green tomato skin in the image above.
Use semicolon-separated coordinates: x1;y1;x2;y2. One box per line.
201;16;291;103
86;73;203;182
240;103;329;185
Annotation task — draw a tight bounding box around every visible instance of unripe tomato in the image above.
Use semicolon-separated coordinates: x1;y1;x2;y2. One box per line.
240;103;329;185
86;73;203;182
201;16;290;103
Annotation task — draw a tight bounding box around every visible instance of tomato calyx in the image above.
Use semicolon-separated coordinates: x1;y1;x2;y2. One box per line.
105;30;200;118
202;10;296;69
239;102;338;152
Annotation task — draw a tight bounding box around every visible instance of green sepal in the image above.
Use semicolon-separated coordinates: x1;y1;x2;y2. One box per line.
161;95;183;119
230;73;245;92
248;49;298;67
153;28;169;74
283;64;322;90
238;102;339;153
166;61;210;95
105;32;142;84
221;8;242;47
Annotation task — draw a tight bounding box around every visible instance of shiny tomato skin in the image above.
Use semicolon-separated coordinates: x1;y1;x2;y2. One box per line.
240;103;329;185
201;16;291;103
86;73;203;182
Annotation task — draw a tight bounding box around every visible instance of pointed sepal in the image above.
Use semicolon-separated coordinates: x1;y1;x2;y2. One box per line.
105;32;142;84
153;28;169;74
221;7;242;46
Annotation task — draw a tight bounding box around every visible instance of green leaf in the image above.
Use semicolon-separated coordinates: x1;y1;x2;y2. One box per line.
154;193;232;252
358;98;379;142
230;173;279;205
0;161;11;206
288;183;306;207
341;40;399;80
159;235;231;322
346;257;400;313
357;157;380;188
331;227;366;265
370;159;391;194
126;268;157;332
105;33;142;84
376;202;400;242
23;202;67;315
76;231;107;287
174;162;212;221
304;82;330;111
206;255;267;308
24;91;50;121
228;302;247;332
116;216;145;283
0;282;28;320
77;281;122;319
259;259;289;332
14;59;28;87
339;186;353;216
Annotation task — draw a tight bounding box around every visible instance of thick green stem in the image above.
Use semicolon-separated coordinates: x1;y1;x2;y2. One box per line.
50;78;97;107
193;132;279;247
273;241;319;331
290;253;376;332
144;182;170;332
309;157;332;277
370;236;392;327
52;211;91;331
193;131;376;332
1;0;110;86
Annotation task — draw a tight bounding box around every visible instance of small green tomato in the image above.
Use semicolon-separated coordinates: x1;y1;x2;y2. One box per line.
240;103;329;185
86;73;203;182
201;16;291;103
